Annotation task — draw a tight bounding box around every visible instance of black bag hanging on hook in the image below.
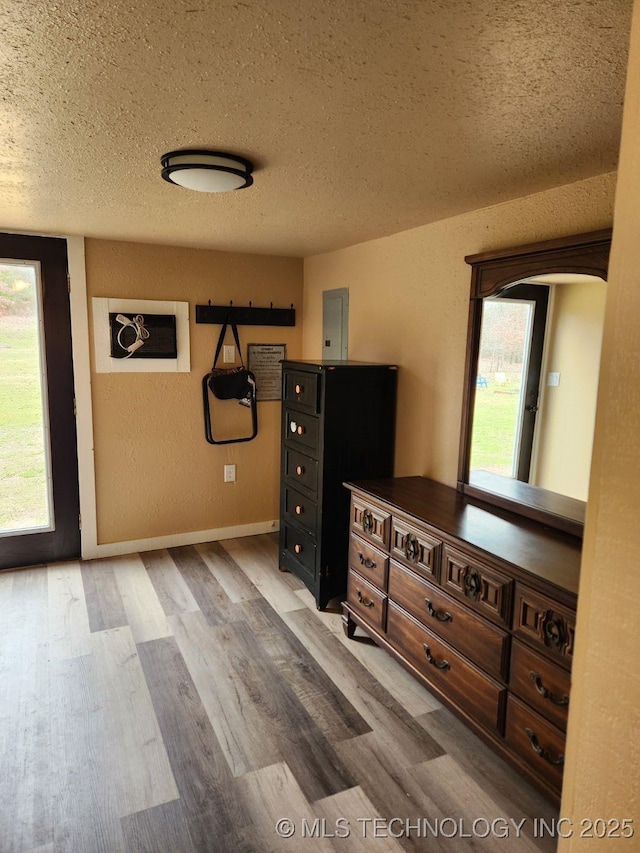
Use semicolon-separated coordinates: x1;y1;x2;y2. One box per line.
202;319;258;444
207;320;255;400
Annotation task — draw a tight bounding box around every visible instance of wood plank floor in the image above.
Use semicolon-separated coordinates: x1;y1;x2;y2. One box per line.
0;535;558;852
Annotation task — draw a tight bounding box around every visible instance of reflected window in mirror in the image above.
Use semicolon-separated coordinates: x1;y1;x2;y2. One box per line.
458;230;611;537
470;275;606;503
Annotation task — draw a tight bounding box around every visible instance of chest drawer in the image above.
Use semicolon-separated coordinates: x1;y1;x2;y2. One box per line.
347;570;387;632
387;603;505;733
349;535;389;592
283;485;318;537
351;496;391;550
388;561;509;681
280;524;316;583
441;545;512;627
513;584;575;667
510;640;570;731
390;517;441;582
283;370;320;413
284;409;319;453
283;447;318;495
504;695;565;794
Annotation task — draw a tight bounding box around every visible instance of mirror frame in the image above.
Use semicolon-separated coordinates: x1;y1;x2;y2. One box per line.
457;229;612;538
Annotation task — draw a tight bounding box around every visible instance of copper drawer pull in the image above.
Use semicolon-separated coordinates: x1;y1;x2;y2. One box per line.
362;510;374;532
356;589;375;608
297;425;305;435
294;544;303;554
295;465;305;476
425;599;452;623
525;728;565;766
295;505;304;515
358;552;376;569
422;644;450;670
295;383;303;394
530;672;569;706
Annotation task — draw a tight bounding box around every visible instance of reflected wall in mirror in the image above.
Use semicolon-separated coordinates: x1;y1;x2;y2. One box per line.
458;230;612;537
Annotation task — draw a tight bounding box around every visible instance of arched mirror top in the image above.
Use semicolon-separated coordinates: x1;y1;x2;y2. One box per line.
466;229;612;299
458;229;612;538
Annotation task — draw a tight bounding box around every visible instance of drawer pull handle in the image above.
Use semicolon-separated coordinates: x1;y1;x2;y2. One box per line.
530;672;569;706
295;505;304;515
404;534;419;561
422;644;450;670
356;589;375;608
295;465;305;476
294;544;303;554
425;599;452;623
290;421;298;433
295;383;303;394
463;569;482;600
525;728;565;766
358;552;377;569
297;425;306;435
362;510;374;532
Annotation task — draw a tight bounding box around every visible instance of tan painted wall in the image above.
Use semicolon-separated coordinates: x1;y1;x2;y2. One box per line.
560;0;640;843
85;239;303;544
534;279;606;500
303;173;616;484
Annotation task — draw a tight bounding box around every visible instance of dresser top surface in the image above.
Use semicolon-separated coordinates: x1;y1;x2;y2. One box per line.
282;359;397;370
346;476;582;597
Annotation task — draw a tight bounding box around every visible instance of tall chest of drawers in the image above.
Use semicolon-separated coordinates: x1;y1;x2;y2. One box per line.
343;476;580;805
279;360;397;609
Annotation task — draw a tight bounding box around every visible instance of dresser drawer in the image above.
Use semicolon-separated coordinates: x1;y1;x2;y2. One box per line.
283;447;318;495
284;409;319;452
388;561;509;681
349;535;389;592
283;370;320;414
441;545;512;627
513;584;575;667
390;517;441;582
504;695;565;794
280;524;316;584
283;485;318;537
347;570;387;632
351;496;391;550
510;640;570;731
387;603;506;734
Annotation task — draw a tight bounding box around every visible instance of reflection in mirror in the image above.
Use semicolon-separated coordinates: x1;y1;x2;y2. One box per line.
469;274;606;503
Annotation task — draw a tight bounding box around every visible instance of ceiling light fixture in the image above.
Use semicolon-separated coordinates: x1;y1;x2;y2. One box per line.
160;149;254;193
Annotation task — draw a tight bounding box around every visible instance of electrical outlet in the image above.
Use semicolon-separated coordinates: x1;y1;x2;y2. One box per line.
547;372;561;387
224;464;236;483
223;345;235;363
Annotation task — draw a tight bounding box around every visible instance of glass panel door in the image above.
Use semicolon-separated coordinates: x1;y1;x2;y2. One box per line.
0;232;79;570
0;260;54;535
470;297;535;478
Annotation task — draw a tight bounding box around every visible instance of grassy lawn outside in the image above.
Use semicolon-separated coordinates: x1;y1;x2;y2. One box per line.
0;315;50;532
469;382;522;476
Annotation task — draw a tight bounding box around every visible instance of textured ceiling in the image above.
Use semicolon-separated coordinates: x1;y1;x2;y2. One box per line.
0;0;633;257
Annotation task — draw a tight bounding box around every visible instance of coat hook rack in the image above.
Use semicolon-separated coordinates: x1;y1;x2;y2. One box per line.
195;301;296;326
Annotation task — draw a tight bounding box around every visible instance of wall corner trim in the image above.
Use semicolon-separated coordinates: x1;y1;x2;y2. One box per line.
82;519;279;560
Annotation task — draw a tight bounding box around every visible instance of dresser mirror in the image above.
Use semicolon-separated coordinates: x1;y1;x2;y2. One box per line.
457;230;612;537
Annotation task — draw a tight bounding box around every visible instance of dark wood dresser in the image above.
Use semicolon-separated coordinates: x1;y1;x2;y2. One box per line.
342;476;579;804
278;360;397;609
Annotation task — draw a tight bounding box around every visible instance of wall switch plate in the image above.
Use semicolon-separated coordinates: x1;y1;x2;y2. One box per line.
547;372;561;387
224;464;236;483
223;345;235;363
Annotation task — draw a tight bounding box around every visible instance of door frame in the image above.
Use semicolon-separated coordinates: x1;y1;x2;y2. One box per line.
0;232;97;564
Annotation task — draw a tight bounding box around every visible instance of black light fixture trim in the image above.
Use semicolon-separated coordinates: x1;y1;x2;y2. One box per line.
160;149;254;191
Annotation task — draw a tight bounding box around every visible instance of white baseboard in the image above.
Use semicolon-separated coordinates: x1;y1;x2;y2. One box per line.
82;519;279;560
